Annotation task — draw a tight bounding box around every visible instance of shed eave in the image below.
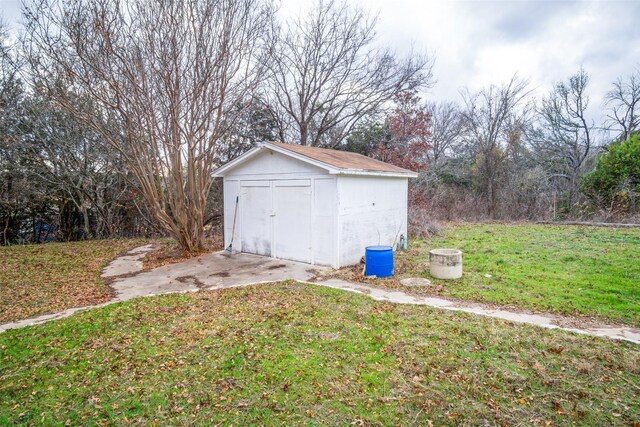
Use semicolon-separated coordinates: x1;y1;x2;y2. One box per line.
329;169;418;178
211;141;418;178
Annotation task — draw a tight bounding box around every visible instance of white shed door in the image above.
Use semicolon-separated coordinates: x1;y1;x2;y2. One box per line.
274;181;312;263
240;183;272;256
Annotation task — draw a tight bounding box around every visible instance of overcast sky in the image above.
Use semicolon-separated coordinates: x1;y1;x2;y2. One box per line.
348;0;640;103
2;0;639;122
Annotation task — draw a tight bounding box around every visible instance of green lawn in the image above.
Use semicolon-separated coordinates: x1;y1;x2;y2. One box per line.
390;224;640;326
0;240;143;323
1;282;638;426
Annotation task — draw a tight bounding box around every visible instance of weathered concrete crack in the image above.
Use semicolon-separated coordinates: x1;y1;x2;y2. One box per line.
175;275;208;289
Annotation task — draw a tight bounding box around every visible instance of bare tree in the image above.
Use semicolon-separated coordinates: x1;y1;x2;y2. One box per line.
605;68;640;141
0;19;18;95
533;68;595;209
460;76;531;218
24;85;134;239
23;0;274;252
425;101;462;166
216;98;279;164
265;0;433;148
0;19;30;245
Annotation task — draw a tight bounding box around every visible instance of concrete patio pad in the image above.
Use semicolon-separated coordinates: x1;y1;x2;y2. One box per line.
109;251;319;301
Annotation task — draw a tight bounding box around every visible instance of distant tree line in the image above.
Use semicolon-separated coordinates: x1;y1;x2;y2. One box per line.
1;0;638;248
344;68;640;233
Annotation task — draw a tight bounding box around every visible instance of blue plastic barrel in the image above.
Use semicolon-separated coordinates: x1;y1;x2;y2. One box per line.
365;246;394;277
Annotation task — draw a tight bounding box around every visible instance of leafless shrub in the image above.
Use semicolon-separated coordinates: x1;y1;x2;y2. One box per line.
408;203;442;238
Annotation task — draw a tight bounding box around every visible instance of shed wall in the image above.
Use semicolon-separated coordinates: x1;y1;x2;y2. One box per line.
337;176;408;267
312;178;337;266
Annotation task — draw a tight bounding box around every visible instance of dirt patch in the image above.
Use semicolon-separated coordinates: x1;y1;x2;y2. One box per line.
318;331;341;341
267;264;287;270
143;235;224;271
308;254;419;290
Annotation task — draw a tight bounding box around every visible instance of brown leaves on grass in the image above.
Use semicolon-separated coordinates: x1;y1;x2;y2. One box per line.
0;239;144;323
143;235;223;270
1;282;639;425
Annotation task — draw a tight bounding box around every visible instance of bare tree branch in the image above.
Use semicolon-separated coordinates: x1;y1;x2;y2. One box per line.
605;68;640;141
532;68;597;208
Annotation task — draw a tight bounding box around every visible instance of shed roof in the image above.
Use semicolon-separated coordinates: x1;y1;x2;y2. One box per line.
213;142;418;178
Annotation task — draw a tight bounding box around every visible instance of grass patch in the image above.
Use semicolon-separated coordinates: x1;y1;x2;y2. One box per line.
1;282;638;425
0;239;143;323
393;224;640;326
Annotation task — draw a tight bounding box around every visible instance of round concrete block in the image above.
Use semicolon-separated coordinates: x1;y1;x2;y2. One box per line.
429;249;462;279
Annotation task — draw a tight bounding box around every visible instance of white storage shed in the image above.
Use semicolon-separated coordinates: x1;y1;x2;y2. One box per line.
213;142;417;268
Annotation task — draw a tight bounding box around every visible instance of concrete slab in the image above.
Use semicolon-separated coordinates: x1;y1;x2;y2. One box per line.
109;251;319;302
0;302;114;332
400;277;432;287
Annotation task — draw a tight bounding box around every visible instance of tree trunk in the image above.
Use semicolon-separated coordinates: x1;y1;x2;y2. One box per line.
80;202;90;239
